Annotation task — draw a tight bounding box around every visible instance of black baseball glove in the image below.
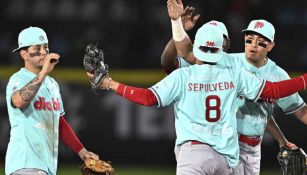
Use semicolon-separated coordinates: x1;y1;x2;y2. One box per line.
83;44;109;91
277;145;307;175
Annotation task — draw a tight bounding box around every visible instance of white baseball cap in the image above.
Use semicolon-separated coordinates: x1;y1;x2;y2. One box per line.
193;24;224;63
13;27;48;52
242;19;275;42
206;20;229;39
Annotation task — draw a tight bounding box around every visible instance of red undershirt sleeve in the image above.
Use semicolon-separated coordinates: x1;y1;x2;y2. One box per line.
116;83;158;106
114;74;307;108
261;74;307;99
59;116;84;153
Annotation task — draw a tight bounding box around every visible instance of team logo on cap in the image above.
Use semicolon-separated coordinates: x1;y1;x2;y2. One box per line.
39;35;44;41
254;22;264;29
206;41;215;47
209;22;217;26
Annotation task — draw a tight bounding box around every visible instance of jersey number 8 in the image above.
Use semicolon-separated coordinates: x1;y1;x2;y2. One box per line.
205;95;221;122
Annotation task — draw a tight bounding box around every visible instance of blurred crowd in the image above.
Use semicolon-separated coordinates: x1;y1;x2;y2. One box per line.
0;0;307;70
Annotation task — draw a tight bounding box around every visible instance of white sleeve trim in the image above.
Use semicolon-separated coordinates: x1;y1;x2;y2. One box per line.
284;102;305;115
149;88;162;107
177;56;181;68
253;80;266;102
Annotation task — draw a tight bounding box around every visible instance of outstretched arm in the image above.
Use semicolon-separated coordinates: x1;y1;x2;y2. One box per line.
266;117;297;148
167;0;197;64
87;73;158;106
161;6;200;74
261;74;307;99
59;116;99;160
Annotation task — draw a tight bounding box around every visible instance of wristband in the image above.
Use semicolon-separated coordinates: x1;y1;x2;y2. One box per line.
171;17;187;41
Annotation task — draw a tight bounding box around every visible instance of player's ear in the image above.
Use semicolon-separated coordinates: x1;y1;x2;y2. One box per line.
266;42;275;52
19;50;28;60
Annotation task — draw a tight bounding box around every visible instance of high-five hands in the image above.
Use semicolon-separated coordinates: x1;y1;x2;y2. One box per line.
167;0;184;20
181;6;200;31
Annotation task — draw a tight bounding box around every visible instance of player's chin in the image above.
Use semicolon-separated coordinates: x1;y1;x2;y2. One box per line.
246;53;254;59
246;54;259;62
36;63;44;69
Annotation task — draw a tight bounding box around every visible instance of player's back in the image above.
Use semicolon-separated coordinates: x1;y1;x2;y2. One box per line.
151;59;265;167
175;64;239;146
174;63;261;168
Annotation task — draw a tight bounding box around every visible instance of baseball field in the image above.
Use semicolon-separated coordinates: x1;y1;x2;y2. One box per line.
57;166;280;175
0;164;280;175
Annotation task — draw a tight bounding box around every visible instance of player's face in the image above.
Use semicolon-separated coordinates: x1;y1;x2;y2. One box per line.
244;34;274;66
22;44;49;69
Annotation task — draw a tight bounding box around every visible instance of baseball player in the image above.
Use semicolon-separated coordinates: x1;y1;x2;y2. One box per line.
167;0;307;174
227;20;305;174
162;17;297;164
87;25;307;175
6;27;99;175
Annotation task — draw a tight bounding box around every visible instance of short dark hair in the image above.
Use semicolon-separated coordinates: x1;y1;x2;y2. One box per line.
198;46;219;53
19;46;30;52
243;31;271;42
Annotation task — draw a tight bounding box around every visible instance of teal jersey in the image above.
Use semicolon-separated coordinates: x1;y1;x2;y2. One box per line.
150;56;266;168
179;53;304;136
222;53;305;136
5;68;65;175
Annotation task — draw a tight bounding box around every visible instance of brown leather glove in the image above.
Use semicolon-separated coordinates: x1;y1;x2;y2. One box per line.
80;159;115;175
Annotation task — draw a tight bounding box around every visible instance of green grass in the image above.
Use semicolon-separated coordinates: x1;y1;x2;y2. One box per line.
260;170;280;175
0;164;280;175
0;165;175;175
58;165;175;175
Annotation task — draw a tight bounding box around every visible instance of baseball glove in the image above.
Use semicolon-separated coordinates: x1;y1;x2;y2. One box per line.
80;159;115;175
277;145;307;175
83;44;109;90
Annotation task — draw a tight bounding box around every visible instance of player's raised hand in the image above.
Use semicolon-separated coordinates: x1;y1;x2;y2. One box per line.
167;0;184;20
40;53;60;76
181;6;200;31
86;72;111;90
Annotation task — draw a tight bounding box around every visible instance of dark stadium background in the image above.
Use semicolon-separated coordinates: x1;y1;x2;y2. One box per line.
0;0;307;174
